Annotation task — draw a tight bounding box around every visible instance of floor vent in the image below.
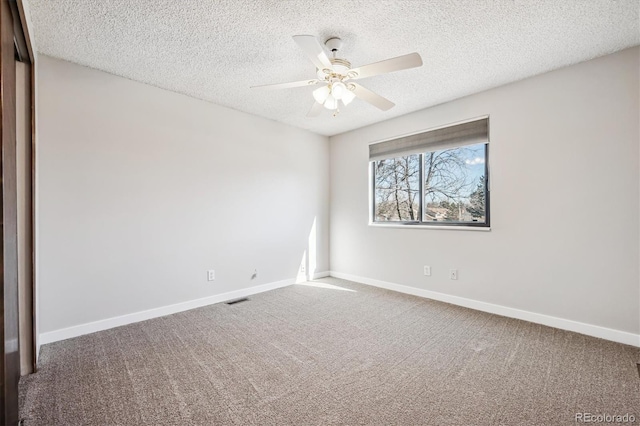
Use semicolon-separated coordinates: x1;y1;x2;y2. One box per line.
637;363;640;378
226;298;249;305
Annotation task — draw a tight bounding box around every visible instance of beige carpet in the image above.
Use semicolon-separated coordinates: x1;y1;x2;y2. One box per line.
20;278;640;425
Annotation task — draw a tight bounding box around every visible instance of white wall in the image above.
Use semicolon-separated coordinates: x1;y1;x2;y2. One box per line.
330;47;640;339
37;55;329;336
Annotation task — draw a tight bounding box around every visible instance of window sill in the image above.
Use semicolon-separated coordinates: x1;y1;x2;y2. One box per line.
368;222;491;231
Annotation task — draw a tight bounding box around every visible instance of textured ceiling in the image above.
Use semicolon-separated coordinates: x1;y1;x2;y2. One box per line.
26;0;640;136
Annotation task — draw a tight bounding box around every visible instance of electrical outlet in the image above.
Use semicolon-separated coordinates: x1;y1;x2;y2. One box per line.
423;266;431;276
300;264;306;273
449;269;458;280
207;270;215;281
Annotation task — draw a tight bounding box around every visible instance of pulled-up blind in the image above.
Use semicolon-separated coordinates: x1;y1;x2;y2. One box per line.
369;117;489;162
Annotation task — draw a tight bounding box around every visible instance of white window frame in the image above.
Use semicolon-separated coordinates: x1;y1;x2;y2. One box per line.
368;116;491;230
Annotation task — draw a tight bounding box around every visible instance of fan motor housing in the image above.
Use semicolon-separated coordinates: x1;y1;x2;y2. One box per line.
331;58;351;72
317;58;352;80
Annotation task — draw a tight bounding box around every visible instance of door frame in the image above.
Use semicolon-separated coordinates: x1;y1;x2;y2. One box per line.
1;0;34;423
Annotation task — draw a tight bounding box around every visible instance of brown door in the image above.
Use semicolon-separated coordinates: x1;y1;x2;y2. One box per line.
0;0;19;420
1;0;33;423
17;50;33;377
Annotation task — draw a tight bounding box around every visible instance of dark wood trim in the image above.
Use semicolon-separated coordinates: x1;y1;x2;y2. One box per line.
0;0;20;422
28;54;34;373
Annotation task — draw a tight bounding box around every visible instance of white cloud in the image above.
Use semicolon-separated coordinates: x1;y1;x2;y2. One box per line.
465;157;485;165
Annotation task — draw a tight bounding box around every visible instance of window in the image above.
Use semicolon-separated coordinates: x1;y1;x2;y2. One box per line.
370;118;490;227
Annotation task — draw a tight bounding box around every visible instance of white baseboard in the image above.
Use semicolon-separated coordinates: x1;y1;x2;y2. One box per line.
312;270;330;279
329;271;640;348
39;278;295;345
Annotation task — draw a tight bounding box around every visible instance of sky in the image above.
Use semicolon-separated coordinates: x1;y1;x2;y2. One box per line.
427;143;486;203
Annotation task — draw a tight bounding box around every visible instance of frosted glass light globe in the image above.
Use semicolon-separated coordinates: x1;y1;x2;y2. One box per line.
323;94;338;110
331;81;347;100
341;89;356;105
312;85;330;104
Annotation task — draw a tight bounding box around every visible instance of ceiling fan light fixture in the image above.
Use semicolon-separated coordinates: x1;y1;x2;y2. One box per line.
341;89;356;105
316;68;332;80
331;81;347;100
324;94;338;110
312;85;330;104
251;35;423;116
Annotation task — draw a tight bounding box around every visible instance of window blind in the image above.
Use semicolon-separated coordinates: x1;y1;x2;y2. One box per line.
369;117;489;162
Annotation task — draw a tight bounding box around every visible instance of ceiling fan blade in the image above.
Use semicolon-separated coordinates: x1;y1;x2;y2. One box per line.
307;102;323;117
350;52;423;80
292;35;333;71
251;79;318;90
350;83;395;111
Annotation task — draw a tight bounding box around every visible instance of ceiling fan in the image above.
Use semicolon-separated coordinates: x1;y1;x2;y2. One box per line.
251;35;423;117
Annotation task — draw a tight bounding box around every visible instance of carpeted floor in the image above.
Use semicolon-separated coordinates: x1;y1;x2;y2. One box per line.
20;278;640;425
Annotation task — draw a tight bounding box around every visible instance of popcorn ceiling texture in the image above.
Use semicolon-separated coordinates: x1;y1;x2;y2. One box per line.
26;0;639;136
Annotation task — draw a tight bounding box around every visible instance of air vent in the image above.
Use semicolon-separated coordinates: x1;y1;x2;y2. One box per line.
226;298;249;305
